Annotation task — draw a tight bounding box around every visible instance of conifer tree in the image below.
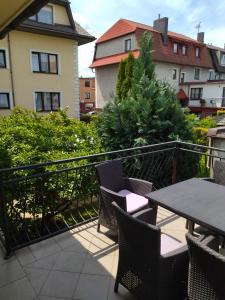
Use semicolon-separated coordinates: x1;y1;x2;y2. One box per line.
121;52;135;99
116;59;126;101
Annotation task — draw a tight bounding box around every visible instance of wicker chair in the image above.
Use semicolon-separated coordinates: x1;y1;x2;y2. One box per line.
186;233;225;300
95;159;156;237
112;202;189;300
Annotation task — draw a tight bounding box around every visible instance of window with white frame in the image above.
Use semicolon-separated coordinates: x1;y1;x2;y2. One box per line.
172;69;177;80
194;68;200;80
35;92;60;112
29;5;53;24
181;45;187;55
0;93;10;109
32;52;58;74
85;92;91;99
195;47;200;57
209;70;215;80
0;50;6;68
180;72;185;83
221;54;225;66
190;88;203;100
173;43;178;53
125;39;131;52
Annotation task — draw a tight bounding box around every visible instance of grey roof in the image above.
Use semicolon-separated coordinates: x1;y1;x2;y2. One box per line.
74;21;94;39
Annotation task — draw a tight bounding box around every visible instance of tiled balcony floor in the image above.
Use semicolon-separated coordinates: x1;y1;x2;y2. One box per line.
0;208;187;300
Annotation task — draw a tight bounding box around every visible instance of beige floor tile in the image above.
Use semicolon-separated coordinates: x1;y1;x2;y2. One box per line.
0;259;25;287
16;247;36;266
24;267;49;294
29;238;61;260
39;296;71;300
82;253;114;276
73;274;110;300
26;253;60;270
52;251;86;273
40;270;79;299
0;277;36;300
54;231;80;250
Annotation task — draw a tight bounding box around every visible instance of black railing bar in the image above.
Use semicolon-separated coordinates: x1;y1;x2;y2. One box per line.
0;141;177;173
2;147;177;184
178;141;225;154
179;148;225;160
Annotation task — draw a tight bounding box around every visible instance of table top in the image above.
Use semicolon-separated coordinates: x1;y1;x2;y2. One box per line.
146;178;225;236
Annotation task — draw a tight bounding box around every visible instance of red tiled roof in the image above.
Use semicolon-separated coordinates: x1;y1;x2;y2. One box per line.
96;19;199;45
90;50;139;68
92;18;213;69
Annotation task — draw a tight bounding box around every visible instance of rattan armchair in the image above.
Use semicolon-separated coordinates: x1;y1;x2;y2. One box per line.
186;233;224;300
113;202;189;300
95;159;156;237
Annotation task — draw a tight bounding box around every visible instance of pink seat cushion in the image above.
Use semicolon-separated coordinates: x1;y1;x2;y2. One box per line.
161;233;182;255
118;189;148;213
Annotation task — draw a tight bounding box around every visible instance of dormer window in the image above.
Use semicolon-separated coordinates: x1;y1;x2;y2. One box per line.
125;39;131;52
29;5;53;24
181;45;187;55
195;47;200;57
173;43;178;53
221;54;225;66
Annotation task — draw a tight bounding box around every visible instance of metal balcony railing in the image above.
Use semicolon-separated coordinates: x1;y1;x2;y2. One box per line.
0;141;225;257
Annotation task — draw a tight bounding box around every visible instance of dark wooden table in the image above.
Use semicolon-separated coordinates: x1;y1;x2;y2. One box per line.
146;178;225;236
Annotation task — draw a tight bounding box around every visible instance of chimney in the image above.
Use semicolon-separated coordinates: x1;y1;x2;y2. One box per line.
153;16;168;45
197;32;204;43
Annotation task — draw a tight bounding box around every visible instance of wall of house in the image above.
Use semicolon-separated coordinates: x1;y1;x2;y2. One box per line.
95;65;118;108
181;66;209;82
154;62;180;91
53;3;71;26
188;82;225;107
80;78;95;112
95;34;137;59
0;30;78;118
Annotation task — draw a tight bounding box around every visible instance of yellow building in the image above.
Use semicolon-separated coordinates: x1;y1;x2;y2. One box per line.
0;0;95;118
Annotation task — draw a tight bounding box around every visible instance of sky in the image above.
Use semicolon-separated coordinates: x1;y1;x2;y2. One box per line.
70;0;225;77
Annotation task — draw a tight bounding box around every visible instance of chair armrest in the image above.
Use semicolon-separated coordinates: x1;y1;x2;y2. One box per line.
123;177;153;196
132;208;155;224
100;186;127;210
201;235;220;252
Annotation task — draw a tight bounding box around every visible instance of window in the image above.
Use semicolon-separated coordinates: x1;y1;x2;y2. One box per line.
0;93;10;109
85;92;91;99
0;50;6;68
32;52;58;74
125;39;131;52
209;70;215;80
173;43;178;53
221;54;225;66
180;72;185;84
190;88;203;100
195;47;200;57
85;103;94;109
85;80;90;87
181;45;187;55
35;92;60;111
194;68;200;80
172;69;177;80
29;5;53;24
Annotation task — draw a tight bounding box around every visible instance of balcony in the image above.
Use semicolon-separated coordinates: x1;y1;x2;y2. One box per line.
189;97;225;108
0;141;224;299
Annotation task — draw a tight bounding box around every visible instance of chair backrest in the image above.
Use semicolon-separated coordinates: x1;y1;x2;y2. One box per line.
113;202;160;296
95;159;125;192
186;233;225;300
214;160;225;186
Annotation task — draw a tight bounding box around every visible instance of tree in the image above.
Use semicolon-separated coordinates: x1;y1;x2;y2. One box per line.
97;32;194;151
121;52;135;99
116;59;126;101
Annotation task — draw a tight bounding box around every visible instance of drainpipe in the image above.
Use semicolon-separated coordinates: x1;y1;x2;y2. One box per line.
7;33;15;107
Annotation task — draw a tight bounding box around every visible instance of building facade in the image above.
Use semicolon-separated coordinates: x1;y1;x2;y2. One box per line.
79;77;95;113
0;0;95;118
90;17;225;117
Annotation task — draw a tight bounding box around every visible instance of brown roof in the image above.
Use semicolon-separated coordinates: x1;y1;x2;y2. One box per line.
93;19;213;69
